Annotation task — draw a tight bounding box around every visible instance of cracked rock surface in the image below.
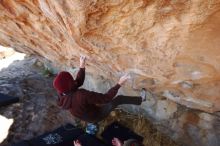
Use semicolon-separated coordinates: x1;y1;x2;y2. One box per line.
1;0;220;113
0;54;220;146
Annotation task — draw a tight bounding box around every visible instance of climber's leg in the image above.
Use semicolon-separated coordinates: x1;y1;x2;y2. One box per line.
111;88;146;106
95;89;146;122
111;95;142;107
95;103;113;122
95;92;146;122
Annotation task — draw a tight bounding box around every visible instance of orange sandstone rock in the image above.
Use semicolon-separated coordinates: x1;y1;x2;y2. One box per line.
0;0;220;112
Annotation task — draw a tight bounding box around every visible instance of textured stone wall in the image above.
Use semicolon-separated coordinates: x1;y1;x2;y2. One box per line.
1;0;220;141
0;0;220;113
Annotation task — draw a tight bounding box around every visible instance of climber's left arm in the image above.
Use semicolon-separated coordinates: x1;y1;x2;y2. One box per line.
75;56;86;87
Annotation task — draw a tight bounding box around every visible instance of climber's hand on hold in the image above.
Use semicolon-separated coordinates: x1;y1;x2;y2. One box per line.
80;55;86;68
118;74;131;86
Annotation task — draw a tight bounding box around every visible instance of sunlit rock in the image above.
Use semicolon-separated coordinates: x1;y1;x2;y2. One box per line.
0;115;13;143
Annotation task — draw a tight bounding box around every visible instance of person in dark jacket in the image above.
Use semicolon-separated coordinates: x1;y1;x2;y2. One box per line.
53;56;146;123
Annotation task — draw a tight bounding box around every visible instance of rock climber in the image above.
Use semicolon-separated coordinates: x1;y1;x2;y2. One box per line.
53;55;146;123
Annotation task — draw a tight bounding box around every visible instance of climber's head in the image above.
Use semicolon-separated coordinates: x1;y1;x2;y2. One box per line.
53;71;75;95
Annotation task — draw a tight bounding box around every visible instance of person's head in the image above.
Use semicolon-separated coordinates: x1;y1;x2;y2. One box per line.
53;71;75;95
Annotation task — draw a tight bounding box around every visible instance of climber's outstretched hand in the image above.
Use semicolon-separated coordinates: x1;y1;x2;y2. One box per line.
118;74;131;86
80;55;86;68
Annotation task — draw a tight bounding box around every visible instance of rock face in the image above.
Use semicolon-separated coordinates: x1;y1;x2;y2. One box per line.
0;56;178;146
1;1;220;145
1;54;219;146
1;0;220;113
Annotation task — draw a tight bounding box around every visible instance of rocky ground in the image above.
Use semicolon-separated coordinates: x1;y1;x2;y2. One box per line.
0;54;178;146
0;56;77;145
99;109;178;146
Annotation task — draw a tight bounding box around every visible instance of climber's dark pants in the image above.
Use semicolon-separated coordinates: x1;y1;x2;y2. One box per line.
95;95;142;122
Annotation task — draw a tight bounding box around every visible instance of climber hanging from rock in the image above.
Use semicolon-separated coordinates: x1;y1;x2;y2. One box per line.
53;55;146;123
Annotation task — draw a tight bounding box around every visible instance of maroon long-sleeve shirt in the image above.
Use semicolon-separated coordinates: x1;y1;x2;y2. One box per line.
57;68;121;122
